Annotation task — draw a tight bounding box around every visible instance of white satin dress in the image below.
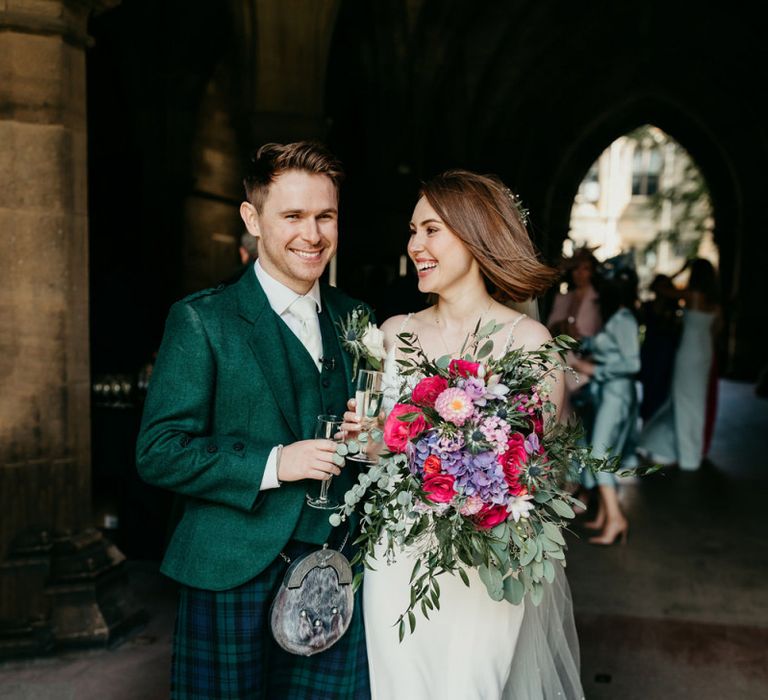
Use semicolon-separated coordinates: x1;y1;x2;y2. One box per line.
363;316;584;700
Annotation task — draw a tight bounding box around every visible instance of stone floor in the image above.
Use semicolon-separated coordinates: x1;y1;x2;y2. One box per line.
1;379;766;699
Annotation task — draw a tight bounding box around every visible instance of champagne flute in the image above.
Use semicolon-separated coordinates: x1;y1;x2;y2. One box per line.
306;414;344;509
347;369;384;464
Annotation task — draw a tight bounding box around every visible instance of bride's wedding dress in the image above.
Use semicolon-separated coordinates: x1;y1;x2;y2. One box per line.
363;317;584;699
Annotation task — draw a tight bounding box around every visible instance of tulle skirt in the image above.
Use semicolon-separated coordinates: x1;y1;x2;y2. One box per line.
364;550;583;700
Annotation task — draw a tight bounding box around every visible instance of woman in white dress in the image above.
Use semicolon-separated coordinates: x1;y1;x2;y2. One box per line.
346;170;584;699
638;258;721;470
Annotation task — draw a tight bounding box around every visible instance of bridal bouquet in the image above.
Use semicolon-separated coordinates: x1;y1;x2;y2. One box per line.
331;320;621;640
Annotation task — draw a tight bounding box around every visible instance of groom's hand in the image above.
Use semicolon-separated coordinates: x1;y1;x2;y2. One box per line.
278;440;341;482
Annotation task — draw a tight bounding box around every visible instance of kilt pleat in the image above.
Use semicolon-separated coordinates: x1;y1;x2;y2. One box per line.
171;541;370;700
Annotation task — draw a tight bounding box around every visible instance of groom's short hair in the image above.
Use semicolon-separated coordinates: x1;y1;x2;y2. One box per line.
243;141;345;213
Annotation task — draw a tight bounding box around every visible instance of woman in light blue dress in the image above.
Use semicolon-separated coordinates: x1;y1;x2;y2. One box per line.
638;259;721;470
570;267;640;545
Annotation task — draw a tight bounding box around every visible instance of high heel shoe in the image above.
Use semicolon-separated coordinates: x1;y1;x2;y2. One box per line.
582;517;605;532
588;521;629;546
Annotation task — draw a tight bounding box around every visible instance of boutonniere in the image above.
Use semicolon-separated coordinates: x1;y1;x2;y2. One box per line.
337;306;386;376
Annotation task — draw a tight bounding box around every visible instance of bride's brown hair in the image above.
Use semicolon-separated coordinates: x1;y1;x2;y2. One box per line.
420;170;558;302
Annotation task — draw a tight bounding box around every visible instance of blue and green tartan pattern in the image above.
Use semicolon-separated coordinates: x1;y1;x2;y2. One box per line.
171;541;370;699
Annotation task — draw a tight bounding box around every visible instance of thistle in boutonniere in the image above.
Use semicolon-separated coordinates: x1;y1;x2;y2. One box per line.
337;306;386;376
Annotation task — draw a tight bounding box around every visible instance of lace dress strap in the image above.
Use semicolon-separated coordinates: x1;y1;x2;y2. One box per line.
398;313;414;334
503;314;527;352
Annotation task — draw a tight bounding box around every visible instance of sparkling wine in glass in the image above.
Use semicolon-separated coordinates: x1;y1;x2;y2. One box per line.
306;414;344;510
347;369;384;464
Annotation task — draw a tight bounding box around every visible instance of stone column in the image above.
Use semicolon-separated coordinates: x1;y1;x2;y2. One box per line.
0;0;143;657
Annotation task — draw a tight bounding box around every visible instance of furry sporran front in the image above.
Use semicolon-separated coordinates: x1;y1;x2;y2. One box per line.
270;544;354;656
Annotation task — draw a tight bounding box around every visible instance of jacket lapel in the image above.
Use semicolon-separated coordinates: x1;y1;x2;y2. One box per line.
320;287;355;392
236;271;302;440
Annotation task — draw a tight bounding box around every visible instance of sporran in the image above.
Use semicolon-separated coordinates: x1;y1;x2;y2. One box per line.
269;540;354;656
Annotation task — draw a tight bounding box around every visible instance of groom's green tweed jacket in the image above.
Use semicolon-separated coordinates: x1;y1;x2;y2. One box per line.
136;269;367;591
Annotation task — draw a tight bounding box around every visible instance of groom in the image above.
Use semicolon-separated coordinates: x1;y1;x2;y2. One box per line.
137;142;371;699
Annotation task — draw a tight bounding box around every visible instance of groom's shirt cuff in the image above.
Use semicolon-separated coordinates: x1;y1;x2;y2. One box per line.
260;447;281;490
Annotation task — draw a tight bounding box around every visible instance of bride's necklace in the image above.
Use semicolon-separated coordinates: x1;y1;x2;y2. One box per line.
434;298;494;356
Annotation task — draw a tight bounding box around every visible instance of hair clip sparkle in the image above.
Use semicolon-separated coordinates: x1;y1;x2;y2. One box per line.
504;187;530;226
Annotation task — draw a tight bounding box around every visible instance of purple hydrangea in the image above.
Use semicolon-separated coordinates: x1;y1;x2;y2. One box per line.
444;450;509;505
408;431;464;477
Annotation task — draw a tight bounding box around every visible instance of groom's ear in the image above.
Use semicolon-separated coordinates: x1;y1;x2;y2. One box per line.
240;201;261;238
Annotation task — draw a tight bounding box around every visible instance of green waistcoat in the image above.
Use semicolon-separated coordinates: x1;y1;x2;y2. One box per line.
282;306;356;544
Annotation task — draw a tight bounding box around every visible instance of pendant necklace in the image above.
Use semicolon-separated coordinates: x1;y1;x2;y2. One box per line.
434;298;494;356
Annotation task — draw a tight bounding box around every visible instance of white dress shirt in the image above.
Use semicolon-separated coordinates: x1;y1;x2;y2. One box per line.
254;260;324;490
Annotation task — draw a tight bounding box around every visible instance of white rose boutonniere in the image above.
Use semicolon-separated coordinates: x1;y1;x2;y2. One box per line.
361;323;386;364
337;306;384;375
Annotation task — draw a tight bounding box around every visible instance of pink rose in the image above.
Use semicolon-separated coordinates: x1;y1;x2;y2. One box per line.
472;504;509;529
423;454;443;476
412;375;449;408
423;474;457;503
501;433;528;495
383;403;427;453
449;359;481;378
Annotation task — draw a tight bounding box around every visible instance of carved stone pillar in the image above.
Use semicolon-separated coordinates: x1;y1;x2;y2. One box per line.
0;0;144;657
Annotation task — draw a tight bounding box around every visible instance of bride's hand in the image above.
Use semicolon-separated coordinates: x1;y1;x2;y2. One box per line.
341;398;362;438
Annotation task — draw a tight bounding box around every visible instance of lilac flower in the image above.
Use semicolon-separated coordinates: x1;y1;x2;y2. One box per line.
479;416;512;455
463;377;487;403
524;432;540;455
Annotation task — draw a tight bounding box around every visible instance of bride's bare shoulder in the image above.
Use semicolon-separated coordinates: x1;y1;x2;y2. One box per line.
380;308;434;350
510;315;553;351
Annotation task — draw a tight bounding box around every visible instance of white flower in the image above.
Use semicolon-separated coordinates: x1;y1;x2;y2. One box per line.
361;323;387;361
507;494;535;522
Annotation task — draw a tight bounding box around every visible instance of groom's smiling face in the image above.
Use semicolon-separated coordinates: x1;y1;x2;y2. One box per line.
241;169;338;294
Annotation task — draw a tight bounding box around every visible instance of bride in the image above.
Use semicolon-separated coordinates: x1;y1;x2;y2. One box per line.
346;170;584;699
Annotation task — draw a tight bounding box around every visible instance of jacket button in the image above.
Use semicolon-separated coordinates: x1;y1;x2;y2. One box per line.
206;444;218;454
233;442;245;451
322;379;331;388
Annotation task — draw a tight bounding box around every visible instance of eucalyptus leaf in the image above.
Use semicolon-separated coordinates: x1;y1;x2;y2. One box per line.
458;568;470;587
477;339;495;359
549;499;575;519
520;539;537;567
540;536;561;553
543;559;555;583
542;521;566;545
533;490;553;504
435;355;451;370
408;610;416;633
503;575;525;605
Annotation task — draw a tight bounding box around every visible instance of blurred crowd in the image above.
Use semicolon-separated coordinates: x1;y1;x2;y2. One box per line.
548;248;722;546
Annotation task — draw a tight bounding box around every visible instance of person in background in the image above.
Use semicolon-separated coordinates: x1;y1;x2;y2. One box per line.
239;230;259;265
570;263;640;546
638;258;721;471
638;274;682;421
547;248;602;421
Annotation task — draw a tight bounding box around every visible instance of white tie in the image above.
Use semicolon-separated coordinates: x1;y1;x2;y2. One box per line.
289;296;322;369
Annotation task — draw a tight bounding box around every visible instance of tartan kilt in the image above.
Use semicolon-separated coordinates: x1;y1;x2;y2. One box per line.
171;540;370;700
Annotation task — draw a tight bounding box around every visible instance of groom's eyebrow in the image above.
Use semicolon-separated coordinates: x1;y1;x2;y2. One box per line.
278;207;338;216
